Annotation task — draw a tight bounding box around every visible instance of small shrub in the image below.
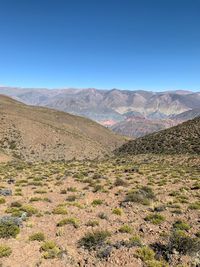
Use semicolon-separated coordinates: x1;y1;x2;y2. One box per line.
188;202;200;210
21;205;38;216
112;208;123;216
0;220;20;238
145;213;165;225
79;230;111;250
135;246;155;262
168;230;200;255
10;201;22;207
57;217;79;228
86;220;99;227
125;186;155;205
119;224;132;233
0;245;12;258
92;199;103;206
0;197;5;204
129;235;142;246
114;178;128;187
29;232;45;242
40;240;62;259
172;220;190;231
52;206;68;215
66;195;77;202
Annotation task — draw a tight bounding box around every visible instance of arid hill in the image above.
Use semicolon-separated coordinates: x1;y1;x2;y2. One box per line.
115;117;200;155
0;95;125;161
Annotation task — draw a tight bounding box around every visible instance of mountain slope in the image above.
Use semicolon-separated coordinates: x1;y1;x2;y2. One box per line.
0;95;125;161
115;117;200;155
172;108;200;121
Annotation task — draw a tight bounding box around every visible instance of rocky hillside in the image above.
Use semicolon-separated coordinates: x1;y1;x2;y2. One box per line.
115;117;200;155
171;108;200;121
0;95;125;161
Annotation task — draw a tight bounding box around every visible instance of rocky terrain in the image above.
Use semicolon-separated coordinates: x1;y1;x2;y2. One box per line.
0;95;125;161
0;155;199;267
116;117;200;155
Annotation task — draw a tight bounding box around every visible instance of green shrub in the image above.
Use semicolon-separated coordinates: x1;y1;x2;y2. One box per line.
119;224;132;233
169;230;200;255
172;220;190;231
40;240;62;259
188;202;200;210
0;197;5;204
29;232;45;242
112;208;123;216
79;230;111;250
57;217;79;228
129;235;142;246
21;205;38;216
0;245;12;258
145;213;165;225
114;178;128;187
52;206;68;215
66;195;77;202
125;186;155;205
0;221;20;238
92;199;103;206
136;246;155;262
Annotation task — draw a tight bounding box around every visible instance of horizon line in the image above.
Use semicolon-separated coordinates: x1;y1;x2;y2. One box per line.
0;85;199;93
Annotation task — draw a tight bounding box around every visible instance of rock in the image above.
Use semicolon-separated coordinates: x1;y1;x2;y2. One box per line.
7;178;15;184
0;189;12;196
97;245;112;259
0;215;23;227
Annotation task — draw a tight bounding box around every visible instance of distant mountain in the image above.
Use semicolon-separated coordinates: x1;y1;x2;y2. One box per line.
1;87;200;138
0;95;125;161
1;87;200;123
115;117;200;155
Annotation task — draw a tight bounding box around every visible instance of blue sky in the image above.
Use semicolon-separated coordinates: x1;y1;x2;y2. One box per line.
0;0;199;91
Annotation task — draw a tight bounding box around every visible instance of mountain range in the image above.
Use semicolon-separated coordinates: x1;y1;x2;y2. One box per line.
1;87;200;137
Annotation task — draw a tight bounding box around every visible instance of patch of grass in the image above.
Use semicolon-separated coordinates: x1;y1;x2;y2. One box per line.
119;224;132;233
145;213;165;225
92;199;103;206
52;206;68;215
188;202;200;210
29;232;45;242
173;220;190;231
112;208;123;216
57;217;79;228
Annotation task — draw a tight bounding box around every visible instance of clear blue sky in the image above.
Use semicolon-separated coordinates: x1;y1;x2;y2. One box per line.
0;0;199;91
